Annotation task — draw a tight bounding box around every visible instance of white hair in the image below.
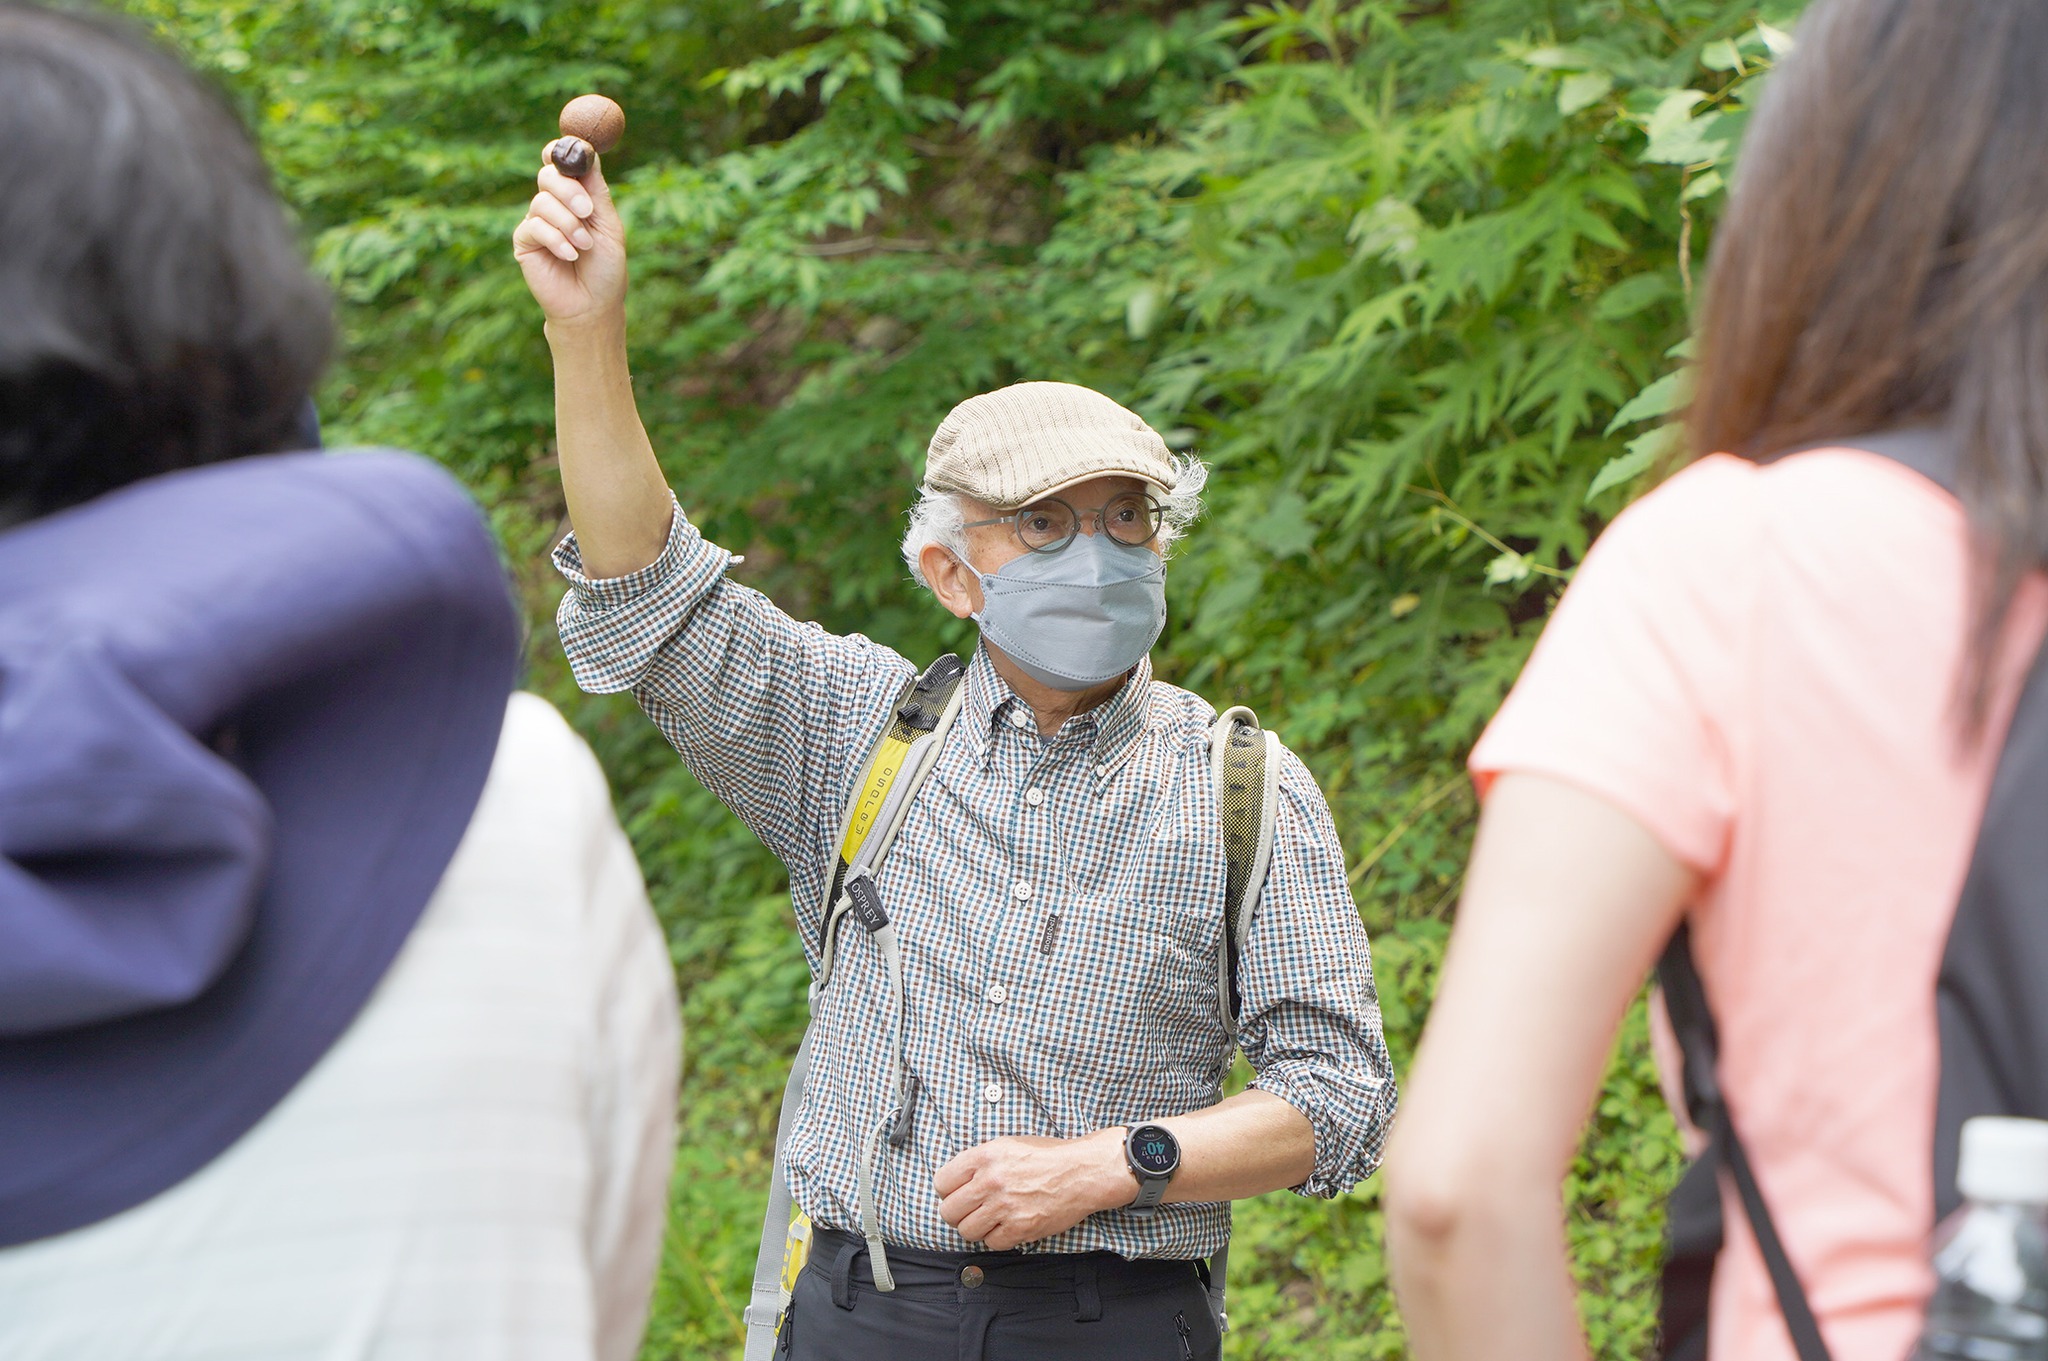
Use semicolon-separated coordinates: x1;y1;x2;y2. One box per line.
900;452;1210;590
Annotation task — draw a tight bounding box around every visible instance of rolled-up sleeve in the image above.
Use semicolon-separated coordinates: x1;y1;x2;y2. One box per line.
552;495;913;946
553;496;736;694
1237;747;1399;1198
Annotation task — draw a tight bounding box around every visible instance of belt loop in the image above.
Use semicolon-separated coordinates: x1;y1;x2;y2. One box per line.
1073;1257;1102;1323
831;1239;860;1311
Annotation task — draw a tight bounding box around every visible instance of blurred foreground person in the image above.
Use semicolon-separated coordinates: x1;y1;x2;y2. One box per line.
512;103;1395;1361
1385;2;2048;1359
0;7;679;1360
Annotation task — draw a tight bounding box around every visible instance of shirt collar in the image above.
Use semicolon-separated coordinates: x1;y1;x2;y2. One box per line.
960;644;1154;777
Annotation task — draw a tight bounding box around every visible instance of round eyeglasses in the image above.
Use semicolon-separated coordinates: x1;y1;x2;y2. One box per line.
961;491;1164;554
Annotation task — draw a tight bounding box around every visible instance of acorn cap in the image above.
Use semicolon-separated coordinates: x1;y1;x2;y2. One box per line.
558;95;624;154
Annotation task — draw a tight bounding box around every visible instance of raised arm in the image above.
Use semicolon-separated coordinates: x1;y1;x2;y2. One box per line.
512;146;671;578
511;142;914;936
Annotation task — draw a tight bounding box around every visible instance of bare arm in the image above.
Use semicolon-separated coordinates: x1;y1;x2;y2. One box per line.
932;1089;1314;1252
513;148;671;578
1382;773;1695;1360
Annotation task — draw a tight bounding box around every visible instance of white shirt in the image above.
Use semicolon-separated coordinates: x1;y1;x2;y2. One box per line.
0;693;680;1361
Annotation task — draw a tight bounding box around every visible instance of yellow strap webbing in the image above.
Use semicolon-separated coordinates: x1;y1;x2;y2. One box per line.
841;731;915;864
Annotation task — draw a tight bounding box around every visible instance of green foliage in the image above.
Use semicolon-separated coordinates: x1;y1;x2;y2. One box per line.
122;0;1805;1354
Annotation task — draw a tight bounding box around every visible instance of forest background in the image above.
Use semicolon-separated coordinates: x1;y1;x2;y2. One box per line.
123;0;1801;1354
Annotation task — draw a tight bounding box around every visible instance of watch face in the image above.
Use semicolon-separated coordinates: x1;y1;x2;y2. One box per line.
1129;1124;1179;1176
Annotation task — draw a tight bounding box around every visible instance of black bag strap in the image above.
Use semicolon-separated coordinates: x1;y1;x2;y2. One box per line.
1658;925;1835;1361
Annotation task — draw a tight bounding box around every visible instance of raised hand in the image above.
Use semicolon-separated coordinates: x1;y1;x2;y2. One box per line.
512;147;627;327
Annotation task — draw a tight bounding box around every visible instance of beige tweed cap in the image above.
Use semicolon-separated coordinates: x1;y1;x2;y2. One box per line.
922;381;1178;508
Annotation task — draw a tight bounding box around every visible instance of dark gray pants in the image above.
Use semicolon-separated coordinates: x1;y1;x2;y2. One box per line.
780;1227;1224;1361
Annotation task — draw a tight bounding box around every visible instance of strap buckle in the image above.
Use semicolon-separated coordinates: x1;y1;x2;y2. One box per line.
886;1072;922;1148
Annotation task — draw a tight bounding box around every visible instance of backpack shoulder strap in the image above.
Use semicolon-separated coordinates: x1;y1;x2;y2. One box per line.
1209;704;1282;1036
814;653;969;989
1201;704;1283;1341
742;653;967;1361
1658;924;1834;1361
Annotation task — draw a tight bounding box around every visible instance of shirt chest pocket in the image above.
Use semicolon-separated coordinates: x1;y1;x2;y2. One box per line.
1035;837;1227;1085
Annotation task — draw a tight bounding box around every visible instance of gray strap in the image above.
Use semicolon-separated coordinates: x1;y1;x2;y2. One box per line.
1207;1240;1231;1336
855;1121;896;1290
851;919;905;1291
1242;728;1281;953
742;1028;812;1360
1207;708;1282;1038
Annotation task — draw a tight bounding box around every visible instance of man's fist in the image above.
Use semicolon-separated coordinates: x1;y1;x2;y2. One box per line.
512;146;628;327
933;1129;1136;1251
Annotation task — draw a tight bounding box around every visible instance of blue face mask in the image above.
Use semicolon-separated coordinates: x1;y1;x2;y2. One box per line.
968;531;1167;691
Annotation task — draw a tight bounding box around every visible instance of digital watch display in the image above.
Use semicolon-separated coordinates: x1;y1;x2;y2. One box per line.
1123;1122;1180;1214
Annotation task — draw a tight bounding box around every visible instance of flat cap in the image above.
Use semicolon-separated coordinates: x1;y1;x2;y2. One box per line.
922;381;1178;508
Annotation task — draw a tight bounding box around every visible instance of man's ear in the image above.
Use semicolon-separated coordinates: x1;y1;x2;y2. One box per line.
920;543;983;621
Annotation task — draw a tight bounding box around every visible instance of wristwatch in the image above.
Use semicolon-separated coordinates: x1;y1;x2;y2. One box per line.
1123;1123;1181;1215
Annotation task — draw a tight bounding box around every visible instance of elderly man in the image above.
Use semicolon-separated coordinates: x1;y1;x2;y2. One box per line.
516;140;1395;1361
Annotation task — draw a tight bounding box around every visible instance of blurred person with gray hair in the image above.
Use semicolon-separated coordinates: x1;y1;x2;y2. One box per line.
516;126;1395;1360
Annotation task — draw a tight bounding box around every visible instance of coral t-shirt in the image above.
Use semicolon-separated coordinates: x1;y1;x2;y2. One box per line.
1469;448;2047;1361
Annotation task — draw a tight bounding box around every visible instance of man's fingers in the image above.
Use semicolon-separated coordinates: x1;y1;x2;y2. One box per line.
933;1149;981;1200
936;1181;980;1230
512;215;578;263
527;193;594;251
535;147;605;219
954;1205;1003;1246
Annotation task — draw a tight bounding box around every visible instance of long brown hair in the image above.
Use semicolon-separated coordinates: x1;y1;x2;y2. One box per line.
1691;0;2048;723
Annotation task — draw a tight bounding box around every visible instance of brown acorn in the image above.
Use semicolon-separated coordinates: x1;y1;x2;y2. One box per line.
549;95;624;180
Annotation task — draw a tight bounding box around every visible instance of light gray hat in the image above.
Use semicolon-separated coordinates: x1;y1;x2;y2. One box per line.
922;381;1178;508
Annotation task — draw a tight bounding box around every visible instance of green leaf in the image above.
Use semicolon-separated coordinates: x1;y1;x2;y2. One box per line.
1604;369;1692;434
1700;38;1744;72
1559;71;1615;117
1126;283;1164;340
1587;424;1685;502
1521;44;1595;71
1641;89;1729;167
1594;272;1677;321
1682;168;1725;201
1246;491;1318;559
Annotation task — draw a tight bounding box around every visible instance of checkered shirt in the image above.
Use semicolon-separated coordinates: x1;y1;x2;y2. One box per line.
553;497;1396;1259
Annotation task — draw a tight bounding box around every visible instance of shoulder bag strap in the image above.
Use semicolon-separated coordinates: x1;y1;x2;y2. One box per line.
1658;924;1834;1361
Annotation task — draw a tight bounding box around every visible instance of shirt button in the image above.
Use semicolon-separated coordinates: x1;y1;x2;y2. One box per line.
961;1265;985;1288
1008;709;1031;729
987;983;1008;1005
1011;880;1034;900
1024;787;1046;807
982;1081;1003;1103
